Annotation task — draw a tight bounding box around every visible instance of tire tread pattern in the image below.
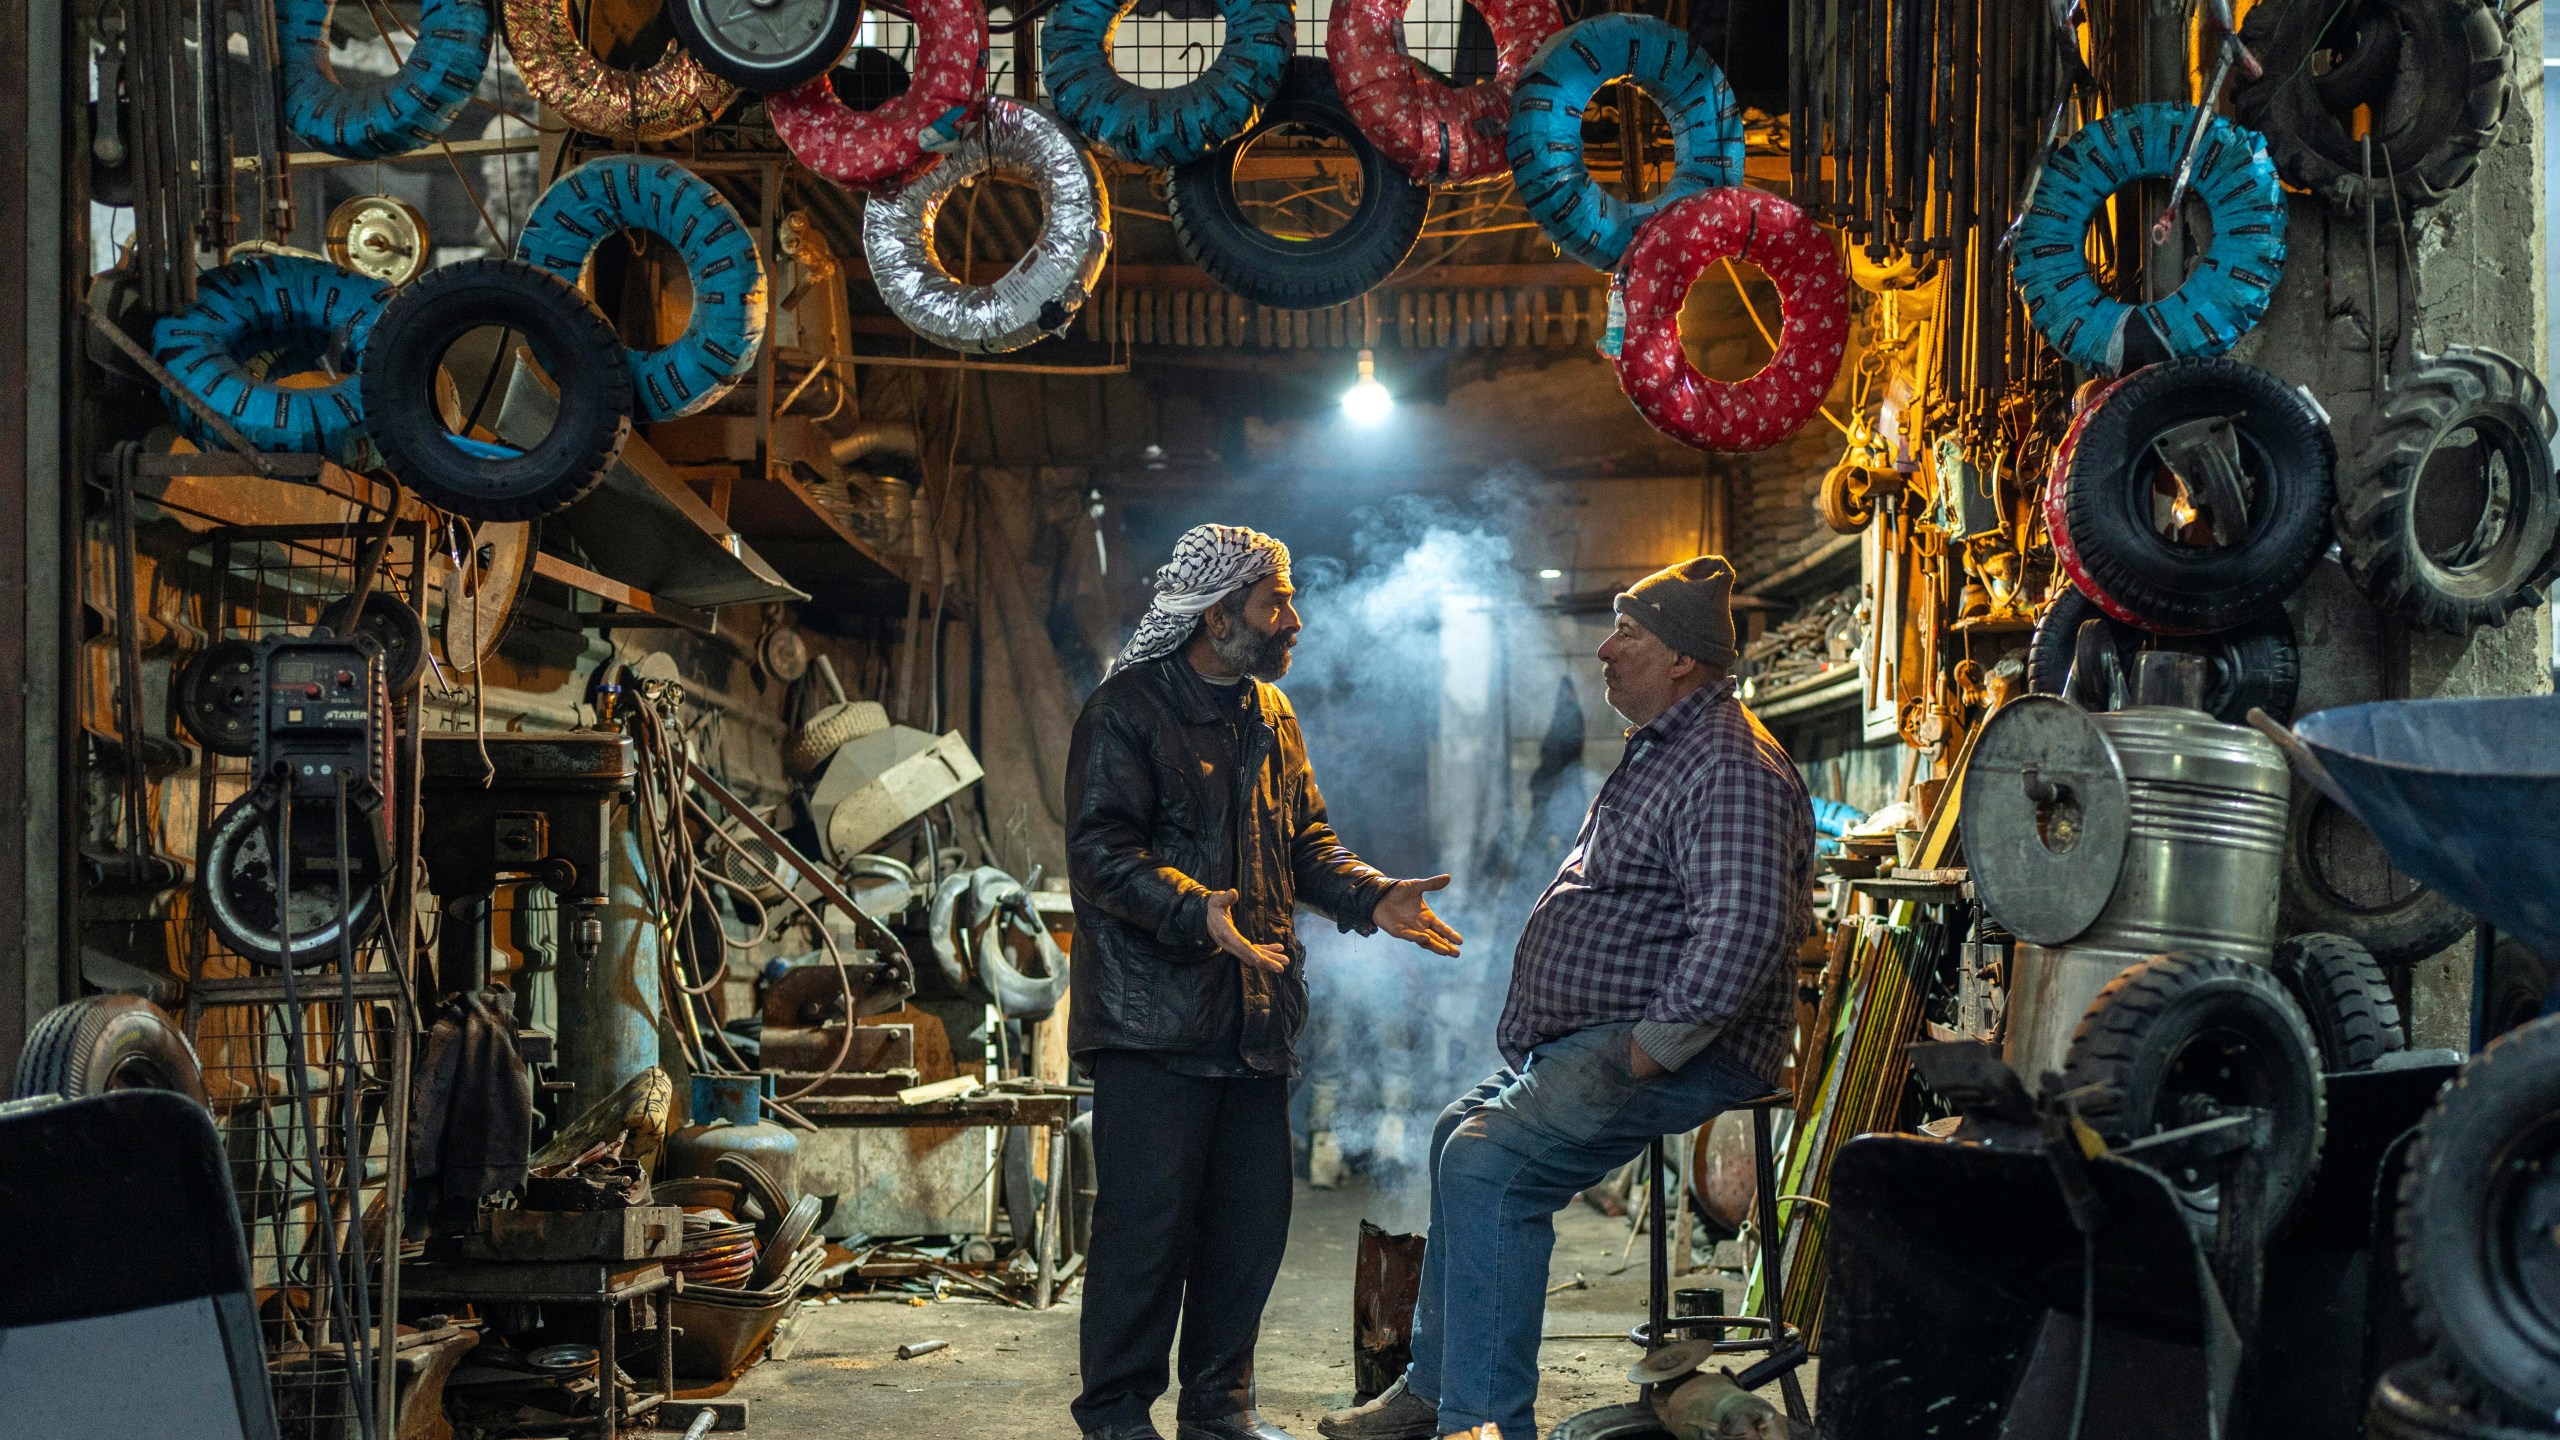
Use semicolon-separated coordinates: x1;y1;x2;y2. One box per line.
2272;931;2406;1071
2396;1016;2560;1423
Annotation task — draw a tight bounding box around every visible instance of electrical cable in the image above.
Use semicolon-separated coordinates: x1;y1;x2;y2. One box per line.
2068;1226;2095;1440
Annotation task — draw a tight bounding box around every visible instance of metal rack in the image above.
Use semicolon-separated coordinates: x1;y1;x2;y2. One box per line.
172;513;431;1440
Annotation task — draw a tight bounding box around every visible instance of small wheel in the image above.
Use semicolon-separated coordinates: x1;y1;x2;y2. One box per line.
1817;461;1877;534
666;0;859;93
13;994;209;1109
317;590;427;694
2397;1016;2560;1422
2271;932;2406;1072
176;639;265;759
2061;951;2327;1234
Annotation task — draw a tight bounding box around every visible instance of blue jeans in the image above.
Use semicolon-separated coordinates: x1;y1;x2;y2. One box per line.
1399;1022;1768;1439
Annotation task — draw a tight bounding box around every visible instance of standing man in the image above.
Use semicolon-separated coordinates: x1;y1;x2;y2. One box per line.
1068;523;1466;1440
1320;556;1816;1440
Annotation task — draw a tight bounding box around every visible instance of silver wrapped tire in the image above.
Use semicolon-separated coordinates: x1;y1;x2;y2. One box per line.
864;98;1110;355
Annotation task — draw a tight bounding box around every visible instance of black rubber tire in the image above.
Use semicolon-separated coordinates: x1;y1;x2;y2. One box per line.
1547;1402;1674;1440
2024;585;2302;725
12;994;210;1110
2482;936;2555;1043
2313;2;2403;110
667;0;859;93
2337;347;2560;637
2367;1360;2553;1439
317;590;427;694
2061;952;2327;1232
1168;56;1429;312
2236;0;2508;214
2281;787;2474;966
2272;931;2407;1072
201;792;386;970
2050;357;2337;634
177;638;265;759
358;257;632;521
2396;1015;2560;1423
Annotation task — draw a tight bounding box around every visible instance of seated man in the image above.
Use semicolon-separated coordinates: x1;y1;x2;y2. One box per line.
1320;556;1817;1440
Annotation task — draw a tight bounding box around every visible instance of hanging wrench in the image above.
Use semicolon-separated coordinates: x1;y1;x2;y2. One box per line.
2150;0;2262;245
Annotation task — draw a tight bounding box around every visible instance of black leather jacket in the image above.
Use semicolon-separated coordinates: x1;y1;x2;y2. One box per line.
1065;655;1391;1076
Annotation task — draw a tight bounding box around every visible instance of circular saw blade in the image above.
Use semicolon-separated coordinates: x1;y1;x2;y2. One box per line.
1961;694;2131;945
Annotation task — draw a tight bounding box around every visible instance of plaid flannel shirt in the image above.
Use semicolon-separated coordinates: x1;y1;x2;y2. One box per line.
1496;679;1815;1084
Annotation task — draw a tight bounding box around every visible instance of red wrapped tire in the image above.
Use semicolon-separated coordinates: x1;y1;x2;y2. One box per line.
1612;188;1850;455
1326;0;1562;185
766;0;988;191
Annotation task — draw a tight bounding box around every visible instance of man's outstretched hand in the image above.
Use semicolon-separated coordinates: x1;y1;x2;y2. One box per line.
1206;890;1291;974
1376;875;1464;957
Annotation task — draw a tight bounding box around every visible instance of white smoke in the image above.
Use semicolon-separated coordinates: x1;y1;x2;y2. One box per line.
1286;492;1604;1232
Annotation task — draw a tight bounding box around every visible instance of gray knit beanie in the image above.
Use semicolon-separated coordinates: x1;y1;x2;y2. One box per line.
1614;556;1740;667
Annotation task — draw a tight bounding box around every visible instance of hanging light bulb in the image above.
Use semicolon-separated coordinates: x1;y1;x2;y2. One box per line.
1342;348;1392;425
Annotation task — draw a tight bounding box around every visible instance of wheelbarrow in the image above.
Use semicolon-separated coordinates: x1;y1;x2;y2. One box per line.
2251;694;2560;1043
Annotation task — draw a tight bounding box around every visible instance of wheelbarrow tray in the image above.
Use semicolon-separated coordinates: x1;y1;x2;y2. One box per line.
2291;695;2560;959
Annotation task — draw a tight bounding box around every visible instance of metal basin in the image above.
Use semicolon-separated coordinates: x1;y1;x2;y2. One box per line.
2291;695;2560;960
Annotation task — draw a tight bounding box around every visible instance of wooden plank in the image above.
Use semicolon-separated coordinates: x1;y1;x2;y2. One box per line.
528;552;712;632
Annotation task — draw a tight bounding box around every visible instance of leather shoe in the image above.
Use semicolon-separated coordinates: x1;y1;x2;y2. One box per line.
1082;1424;1164;1440
1176;1410;1301;1440
1317;1377;1440;1440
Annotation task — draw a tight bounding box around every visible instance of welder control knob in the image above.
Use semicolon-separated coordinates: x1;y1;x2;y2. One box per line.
304;682;322;698
335;670;355;688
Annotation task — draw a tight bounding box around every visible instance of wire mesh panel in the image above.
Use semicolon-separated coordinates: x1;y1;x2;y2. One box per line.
1002;0;1476;94
189;972;413;1440
164;521;430;1440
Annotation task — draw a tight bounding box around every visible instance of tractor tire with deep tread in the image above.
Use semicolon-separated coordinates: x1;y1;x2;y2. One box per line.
2272;931;2407;1072
2397;1016;2560;1423
358;257;633;521
2237;0;2509;215
12;995;210;1110
1168;57;1429;312
2336;346;2560;637
2060;951;2327;1231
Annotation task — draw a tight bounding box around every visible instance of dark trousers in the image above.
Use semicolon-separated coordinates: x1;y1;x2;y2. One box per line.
1073;1050;1293;1435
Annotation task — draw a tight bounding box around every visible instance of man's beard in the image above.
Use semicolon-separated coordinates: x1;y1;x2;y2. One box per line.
1213;621;1294;680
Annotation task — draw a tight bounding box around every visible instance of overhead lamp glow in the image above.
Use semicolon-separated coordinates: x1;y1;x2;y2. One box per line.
1537;568;1564;580
1342;348;1393;425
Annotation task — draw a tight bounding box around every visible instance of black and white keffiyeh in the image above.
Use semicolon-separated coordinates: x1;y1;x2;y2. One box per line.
1111;524;1291;673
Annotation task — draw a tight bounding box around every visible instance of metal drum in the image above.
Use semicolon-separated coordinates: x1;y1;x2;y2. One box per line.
1967;692;2292;1080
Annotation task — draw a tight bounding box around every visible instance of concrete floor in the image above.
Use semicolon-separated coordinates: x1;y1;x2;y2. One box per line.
725;1180;1807;1438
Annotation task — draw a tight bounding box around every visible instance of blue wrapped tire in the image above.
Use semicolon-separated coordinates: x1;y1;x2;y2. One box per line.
1042;0;1294;168
2010;102;2287;372
279;0;493;161
1505;14;1744;272
150;255;388;464
514;156;768;421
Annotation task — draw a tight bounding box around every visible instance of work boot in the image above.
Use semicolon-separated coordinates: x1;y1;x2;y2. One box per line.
1317;1377;1440;1440
1082;1422;1164;1440
1175;1410;1301;1440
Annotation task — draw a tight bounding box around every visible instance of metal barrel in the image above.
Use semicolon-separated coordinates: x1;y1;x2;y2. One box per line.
2006;706;2290;1080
